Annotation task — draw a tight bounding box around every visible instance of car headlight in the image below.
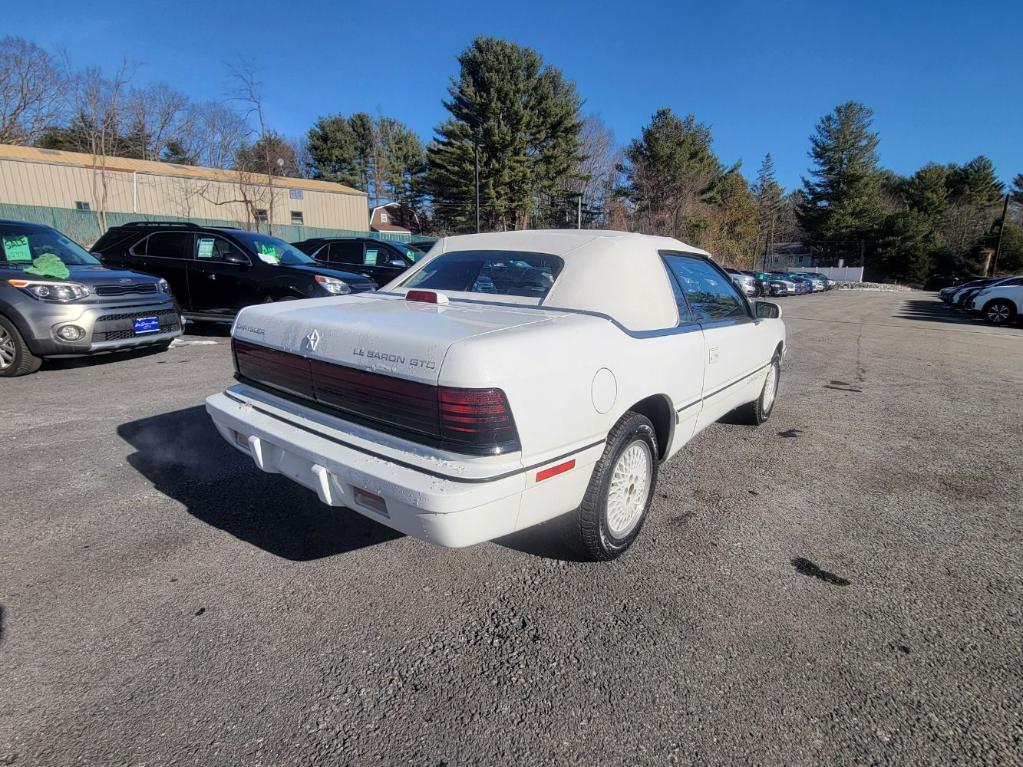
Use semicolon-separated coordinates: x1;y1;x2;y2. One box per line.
8;279;89;302
158;278;171;294
314;275;351;295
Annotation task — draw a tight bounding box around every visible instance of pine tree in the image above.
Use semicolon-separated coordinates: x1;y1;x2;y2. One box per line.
798;102;883;244
306;112;376;194
902;163;949;224
751;153;784;262
426;37;583;232
621;108;723;243
948;156;1004;208
1011;174;1023;207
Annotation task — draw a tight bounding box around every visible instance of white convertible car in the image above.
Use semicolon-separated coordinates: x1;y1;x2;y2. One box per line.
206;231;786;559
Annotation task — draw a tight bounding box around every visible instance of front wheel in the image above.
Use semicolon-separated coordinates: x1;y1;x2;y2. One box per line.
983;300;1016;326
735;355;781;425
0;315;42;377
573;412;659;561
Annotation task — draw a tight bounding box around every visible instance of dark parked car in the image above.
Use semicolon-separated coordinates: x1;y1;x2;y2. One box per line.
93;223;376;322
292;236;426;287
1;220;182;376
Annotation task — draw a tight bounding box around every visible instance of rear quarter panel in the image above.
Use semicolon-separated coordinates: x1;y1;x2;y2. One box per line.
439;314;706;464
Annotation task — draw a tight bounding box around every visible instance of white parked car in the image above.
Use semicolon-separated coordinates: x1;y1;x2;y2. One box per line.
724;268;757;296
206;231;786;560
966;275;1023;325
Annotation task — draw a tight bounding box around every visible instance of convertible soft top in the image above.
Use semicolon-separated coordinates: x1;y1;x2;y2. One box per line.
390;230;711;332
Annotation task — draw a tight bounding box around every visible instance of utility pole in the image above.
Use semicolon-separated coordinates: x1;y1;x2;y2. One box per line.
990;192;1011;276
576;193;582;230
473;135;480;234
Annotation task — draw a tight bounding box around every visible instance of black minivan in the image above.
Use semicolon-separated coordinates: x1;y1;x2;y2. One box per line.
292;237;427;288
94;223;376;321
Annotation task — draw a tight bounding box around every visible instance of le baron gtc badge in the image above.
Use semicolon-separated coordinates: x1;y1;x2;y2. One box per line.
304;329;320;351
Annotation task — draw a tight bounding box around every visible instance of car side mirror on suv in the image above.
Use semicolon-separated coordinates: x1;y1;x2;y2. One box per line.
223;251;250;266
754;300;782;319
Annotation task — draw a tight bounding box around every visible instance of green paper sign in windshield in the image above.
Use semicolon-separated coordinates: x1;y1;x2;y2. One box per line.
257;242;281;264
2;235;33;262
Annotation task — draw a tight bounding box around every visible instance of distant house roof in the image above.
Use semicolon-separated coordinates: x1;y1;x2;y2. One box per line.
769;241;811;256
0;143;366;197
370;202;412;233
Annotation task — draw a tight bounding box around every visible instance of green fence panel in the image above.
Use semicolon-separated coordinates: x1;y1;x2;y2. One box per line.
0;203;421;248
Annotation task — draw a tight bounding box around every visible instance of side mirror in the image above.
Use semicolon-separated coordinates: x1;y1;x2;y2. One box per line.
754;300;782;319
389;259;406;267
224;251;249;266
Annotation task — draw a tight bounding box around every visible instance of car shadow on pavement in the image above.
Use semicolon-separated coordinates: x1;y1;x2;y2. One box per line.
895;299;982;326
117;406;402;561
495;513;591;562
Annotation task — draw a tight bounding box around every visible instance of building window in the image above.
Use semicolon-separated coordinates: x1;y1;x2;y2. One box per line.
74;201;91;211
380;212;389;223
289;189;303;200
254;209;268;224
291;211;304;226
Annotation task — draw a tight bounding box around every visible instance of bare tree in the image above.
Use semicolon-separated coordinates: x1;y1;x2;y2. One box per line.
67;63;134;231
573;115;621;227
0;36;67;144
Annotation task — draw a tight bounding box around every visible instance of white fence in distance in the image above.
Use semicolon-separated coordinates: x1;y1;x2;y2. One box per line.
813;266;865;282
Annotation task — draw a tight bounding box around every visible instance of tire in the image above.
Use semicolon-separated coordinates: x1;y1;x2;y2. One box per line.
573;411;659;561
0;314;43;377
982;300;1015;326
735;354;781;425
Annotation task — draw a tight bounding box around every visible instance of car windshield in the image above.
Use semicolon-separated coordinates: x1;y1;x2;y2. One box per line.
231;231;315;266
0;224;100;267
407;245;429;262
400;250;564;299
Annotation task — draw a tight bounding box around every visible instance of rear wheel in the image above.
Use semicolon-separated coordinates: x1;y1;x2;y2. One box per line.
983;300;1015;326
0;315;43;377
573;412;658;561
735;354;781;425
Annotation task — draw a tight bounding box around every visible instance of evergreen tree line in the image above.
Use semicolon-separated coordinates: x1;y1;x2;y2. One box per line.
4;33;1019;281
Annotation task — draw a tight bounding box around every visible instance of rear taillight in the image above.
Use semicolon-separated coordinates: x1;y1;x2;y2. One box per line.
438;387;519;453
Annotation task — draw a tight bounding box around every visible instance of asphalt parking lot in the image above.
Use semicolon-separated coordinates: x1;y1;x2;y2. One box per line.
1;290;1021;765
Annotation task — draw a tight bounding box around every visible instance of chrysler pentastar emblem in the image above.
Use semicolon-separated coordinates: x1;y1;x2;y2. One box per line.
305;329;320;351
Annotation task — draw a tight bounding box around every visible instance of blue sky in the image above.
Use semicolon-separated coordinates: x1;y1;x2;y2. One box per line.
9;0;1021;191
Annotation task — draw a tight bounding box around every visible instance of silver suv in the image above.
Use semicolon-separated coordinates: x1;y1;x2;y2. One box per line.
0;220;182;376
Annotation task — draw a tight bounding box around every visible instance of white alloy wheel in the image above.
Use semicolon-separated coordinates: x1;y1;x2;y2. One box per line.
762;361;779;413
606;439;653;538
0;325;14;369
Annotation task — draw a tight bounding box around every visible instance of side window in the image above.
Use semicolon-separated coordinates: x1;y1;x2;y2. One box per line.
329;240;364;265
660;260;697;326
662;254;750;323
129;235;148;256
146;232;194;260
195;235;247;263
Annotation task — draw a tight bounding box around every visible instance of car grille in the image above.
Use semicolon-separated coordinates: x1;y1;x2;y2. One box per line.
96;321;180;342
96;308;179;322
94;283;159;296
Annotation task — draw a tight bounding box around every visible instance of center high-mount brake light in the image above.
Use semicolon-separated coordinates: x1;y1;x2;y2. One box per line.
406;289;448;304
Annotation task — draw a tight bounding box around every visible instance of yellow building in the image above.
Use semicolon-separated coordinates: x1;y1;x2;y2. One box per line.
0;143;368;232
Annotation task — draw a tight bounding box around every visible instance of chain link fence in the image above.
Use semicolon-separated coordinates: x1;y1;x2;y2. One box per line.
0;203;420;248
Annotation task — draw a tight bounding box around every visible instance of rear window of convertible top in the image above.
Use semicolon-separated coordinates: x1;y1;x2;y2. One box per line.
399;250;564;299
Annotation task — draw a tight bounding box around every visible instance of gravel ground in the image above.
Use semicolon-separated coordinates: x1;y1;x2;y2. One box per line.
1;291;1021;766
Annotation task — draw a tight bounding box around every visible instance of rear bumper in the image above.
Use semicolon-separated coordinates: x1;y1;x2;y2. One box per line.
206;386;602;547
